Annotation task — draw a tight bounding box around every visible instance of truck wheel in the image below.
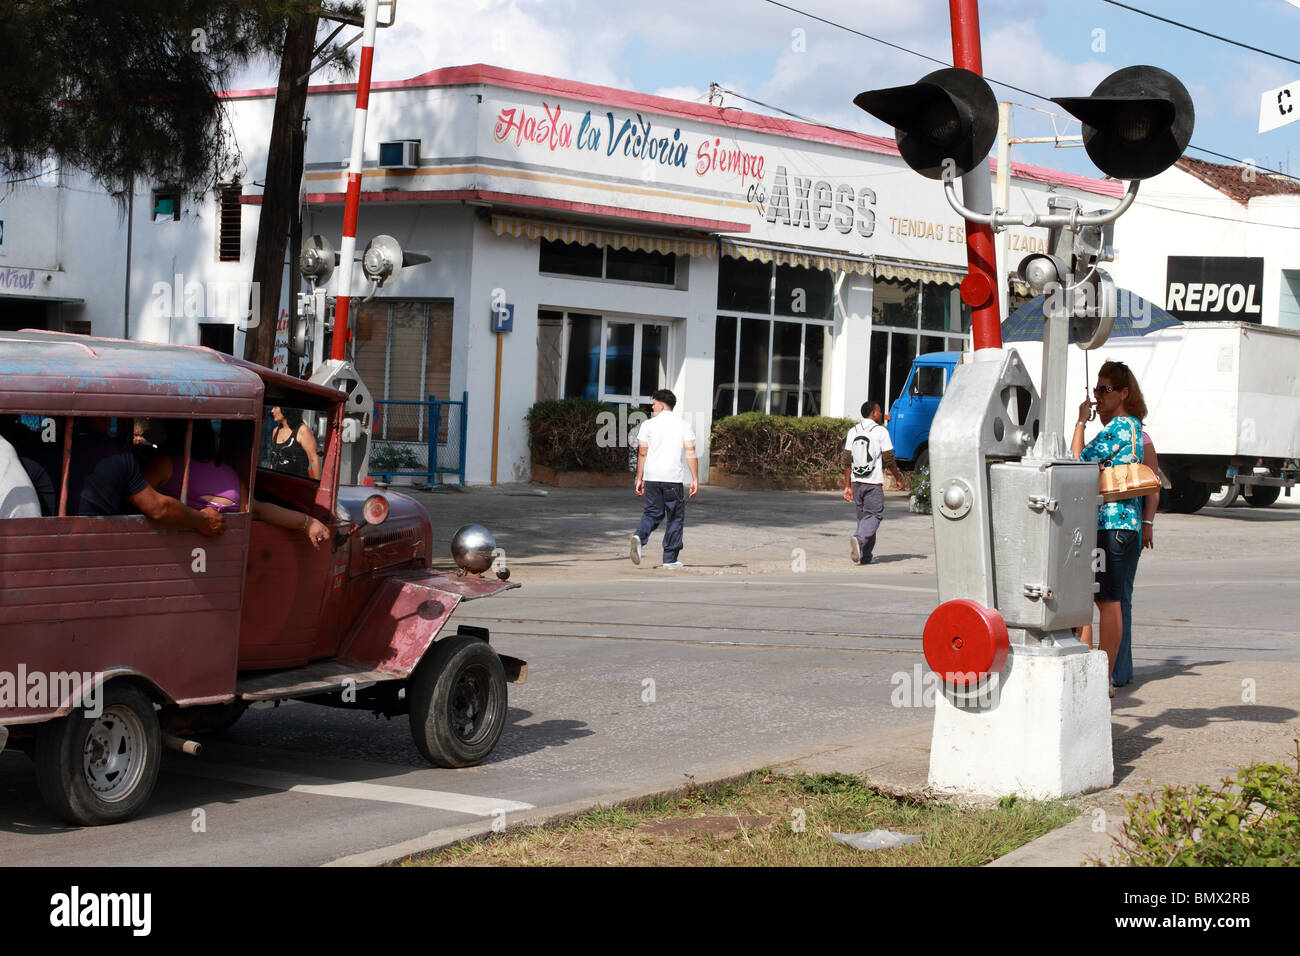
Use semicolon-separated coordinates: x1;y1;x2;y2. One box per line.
408;635;508;768
1167;474;1211;514
1207;485;1239;508
34;683;161;826
1244;485;1281;508
913;448;929;474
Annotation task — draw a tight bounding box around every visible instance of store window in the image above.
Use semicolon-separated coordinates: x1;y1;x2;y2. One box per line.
537;310;669;404
869;277;970;413
713;255;835;419
712;315;829;419
540;240;675;286
353;300;452;442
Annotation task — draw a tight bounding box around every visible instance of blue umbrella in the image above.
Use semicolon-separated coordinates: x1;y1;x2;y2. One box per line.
1001;290;1181;343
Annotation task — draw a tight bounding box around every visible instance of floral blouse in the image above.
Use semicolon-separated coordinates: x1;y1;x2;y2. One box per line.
1080;414;1144;531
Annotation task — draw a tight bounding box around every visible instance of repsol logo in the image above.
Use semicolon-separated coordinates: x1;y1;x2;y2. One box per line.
1166;282;1261;315
755;165;875;237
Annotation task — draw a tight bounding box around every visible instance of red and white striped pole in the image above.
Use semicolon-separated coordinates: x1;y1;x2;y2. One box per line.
331;0;380;362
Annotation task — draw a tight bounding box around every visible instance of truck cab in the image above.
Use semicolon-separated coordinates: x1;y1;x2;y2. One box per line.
887;351;960;471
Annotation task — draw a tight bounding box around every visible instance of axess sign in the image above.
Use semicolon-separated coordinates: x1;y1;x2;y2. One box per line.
1165;256;1264;323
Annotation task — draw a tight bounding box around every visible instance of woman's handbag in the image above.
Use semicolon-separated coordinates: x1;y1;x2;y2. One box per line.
1099;426;1161;502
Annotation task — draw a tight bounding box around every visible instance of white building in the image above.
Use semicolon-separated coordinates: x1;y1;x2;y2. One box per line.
1106;156;1300;329
2;64;1127;484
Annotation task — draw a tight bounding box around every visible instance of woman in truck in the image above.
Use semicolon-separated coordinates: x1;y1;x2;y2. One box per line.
145;419;330;548
1071;360;1149;697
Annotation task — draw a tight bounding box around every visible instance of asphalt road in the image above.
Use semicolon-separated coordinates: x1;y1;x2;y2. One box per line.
2;486;1297;866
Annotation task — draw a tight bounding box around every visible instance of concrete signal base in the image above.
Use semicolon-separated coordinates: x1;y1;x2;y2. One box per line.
928;647;1113;800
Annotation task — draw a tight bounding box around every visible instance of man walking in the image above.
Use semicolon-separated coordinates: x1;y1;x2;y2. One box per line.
843;400;904;565
631;389;698;568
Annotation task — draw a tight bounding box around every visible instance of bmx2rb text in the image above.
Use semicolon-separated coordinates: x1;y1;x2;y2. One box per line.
0;331;524;826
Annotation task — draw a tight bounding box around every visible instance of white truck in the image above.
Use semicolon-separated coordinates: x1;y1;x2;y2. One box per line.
1010;321;1300;513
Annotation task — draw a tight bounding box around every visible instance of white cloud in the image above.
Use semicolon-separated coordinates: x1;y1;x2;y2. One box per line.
652;85;707;103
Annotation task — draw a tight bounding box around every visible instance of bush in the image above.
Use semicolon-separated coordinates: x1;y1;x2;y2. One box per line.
910;466;932;514
710;413;855;482
370;441;422;473
527;398;637;473
1103;741;1300;866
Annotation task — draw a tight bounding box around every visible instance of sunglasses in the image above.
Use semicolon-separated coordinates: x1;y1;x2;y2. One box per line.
1093;385;1119;394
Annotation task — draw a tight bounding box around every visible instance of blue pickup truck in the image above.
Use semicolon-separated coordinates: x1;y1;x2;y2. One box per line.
886;351;960;472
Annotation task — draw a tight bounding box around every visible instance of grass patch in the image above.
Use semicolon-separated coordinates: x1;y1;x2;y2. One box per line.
402;770;1079;867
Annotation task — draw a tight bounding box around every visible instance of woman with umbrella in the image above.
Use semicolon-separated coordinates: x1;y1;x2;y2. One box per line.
1071;360;1150;696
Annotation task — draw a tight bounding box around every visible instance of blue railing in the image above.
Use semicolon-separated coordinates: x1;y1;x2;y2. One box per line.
369;391;467;486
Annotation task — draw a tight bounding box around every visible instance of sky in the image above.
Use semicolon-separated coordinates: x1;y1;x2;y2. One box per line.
234;0;1300;182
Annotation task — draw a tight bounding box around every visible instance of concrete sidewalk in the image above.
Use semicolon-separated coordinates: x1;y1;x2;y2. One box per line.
782;659;1300;866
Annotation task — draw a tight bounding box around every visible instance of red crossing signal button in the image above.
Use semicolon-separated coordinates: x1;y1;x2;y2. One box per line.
923;599;1009;685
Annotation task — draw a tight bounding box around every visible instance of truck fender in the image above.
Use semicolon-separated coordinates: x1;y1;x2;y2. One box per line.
338;571;521;681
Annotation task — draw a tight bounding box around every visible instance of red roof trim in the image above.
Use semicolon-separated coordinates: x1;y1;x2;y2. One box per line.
241;188;750;233
224;63;1120;197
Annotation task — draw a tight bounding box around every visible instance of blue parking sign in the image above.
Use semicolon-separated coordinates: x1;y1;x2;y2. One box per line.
491;303;514;333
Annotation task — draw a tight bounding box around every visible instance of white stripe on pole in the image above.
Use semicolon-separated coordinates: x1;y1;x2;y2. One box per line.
332;0;380;360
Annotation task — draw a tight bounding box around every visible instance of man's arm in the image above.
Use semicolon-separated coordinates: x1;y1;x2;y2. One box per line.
841;449;853;502
635;442;647;497
128;485;226;537
882;449;905;490
685;440;699;498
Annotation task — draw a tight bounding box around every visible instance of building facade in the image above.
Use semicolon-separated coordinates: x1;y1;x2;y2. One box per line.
1;64;1126;484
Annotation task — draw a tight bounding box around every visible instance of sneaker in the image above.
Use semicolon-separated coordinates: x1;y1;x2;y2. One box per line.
1108;684;1116;699
662;561;684;569
629;535;643;566
849;537;862;564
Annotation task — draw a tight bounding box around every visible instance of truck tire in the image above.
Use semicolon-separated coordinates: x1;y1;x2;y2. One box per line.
1167;473;1211;514
1244;485;1281;508
1206;485;1239;508
34;682;161;826
913;447;929;474
408;634;508;768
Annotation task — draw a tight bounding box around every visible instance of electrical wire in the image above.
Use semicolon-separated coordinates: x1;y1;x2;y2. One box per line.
1099;0;1300;68
755;0;1300;185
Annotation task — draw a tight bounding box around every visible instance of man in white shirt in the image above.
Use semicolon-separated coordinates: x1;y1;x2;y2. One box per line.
0;432;42;519
631;389;699;568
842;400;904;565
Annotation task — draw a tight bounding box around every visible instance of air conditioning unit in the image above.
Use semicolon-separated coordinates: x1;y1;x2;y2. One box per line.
378;140;420;170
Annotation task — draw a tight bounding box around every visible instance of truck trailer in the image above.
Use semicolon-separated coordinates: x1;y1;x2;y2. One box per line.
889;322;1300;514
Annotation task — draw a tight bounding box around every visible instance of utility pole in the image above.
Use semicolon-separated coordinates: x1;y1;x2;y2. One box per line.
245;11;320;369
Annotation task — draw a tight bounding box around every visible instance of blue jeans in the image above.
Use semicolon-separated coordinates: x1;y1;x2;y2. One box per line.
635;481;685;562
1097;528;1140;685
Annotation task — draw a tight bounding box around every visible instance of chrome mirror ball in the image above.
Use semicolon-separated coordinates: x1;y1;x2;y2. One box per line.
450;524;496;575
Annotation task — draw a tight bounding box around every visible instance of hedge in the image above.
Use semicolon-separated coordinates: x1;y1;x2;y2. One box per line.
710;413;855;482
526;398;637;473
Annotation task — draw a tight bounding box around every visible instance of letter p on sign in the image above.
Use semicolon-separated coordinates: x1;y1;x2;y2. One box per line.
1259;79;1299;133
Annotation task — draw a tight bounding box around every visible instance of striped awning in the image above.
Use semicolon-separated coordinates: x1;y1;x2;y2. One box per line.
720;240;871;276
491;215;715;258
873;259;966;286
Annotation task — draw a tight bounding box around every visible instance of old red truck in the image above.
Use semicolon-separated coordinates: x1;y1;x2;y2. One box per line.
0;330;523;825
